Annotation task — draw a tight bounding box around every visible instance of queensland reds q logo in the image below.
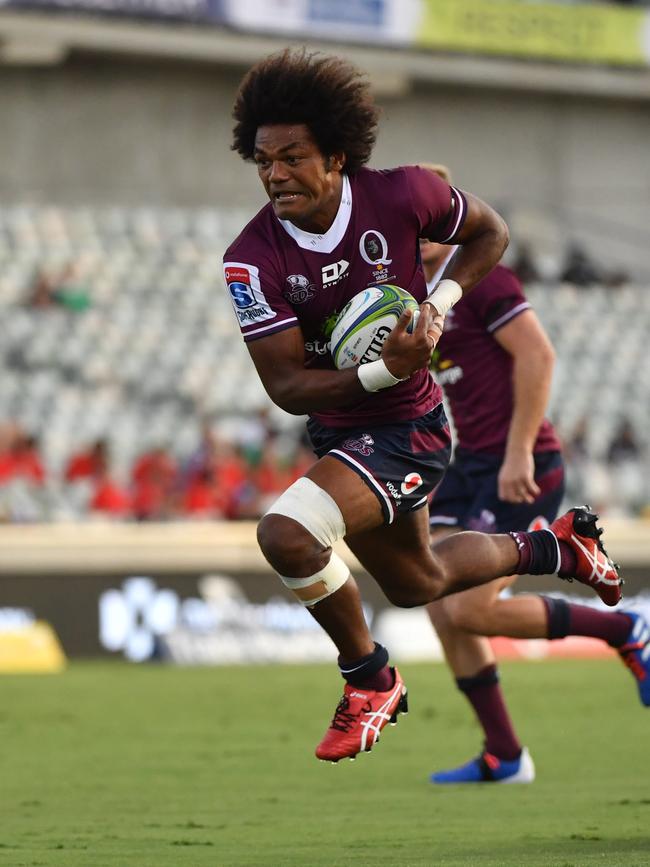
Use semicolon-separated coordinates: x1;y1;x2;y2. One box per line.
359;230;393;266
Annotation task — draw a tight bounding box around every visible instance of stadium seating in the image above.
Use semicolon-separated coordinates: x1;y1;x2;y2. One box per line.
0;205;647;520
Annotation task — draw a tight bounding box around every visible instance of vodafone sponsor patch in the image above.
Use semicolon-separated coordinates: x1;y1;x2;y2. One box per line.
401;472;423;495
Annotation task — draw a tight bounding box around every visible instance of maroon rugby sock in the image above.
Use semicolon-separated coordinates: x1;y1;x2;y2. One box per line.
338;642;394;692
543;597;632;647
456;664;521;761
510;528;576;576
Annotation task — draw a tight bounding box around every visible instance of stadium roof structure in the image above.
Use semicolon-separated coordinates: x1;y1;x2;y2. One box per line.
1;8;650;101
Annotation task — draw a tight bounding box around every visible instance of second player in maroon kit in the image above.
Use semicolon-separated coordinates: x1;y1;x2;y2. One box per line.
224;49;623;763
420;210;649;783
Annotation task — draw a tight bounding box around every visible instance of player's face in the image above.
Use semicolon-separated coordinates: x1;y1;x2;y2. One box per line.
254;124;344;233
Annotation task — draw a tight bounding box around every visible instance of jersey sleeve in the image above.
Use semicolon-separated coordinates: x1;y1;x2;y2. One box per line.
223;256;298;343
402;165;468;243
469;267;531;334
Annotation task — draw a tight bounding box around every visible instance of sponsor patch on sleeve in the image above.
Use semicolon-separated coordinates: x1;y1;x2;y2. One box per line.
224;262;277;328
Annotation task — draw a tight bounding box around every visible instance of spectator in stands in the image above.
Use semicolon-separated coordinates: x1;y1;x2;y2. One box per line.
12;433;46;485
563;416;590;464
606;418;645;515
560;243;601;287
607;418;643;465
180;466;230;519
213;443;250;519
89;468;131;518
179;421;219;489
248;439;295;516
131;445;177;521
27;261;90;312
511;241;540;285
28;269;59;309
65;438;108;482
236;408;276;466
0;424;46;485
178;432;251;519
563;416;609;515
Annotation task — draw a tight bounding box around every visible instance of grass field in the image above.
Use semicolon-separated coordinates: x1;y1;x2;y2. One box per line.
1;659;649;867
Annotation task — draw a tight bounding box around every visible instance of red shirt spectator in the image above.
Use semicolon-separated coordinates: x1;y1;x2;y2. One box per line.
91;472;131;517
131;447;177;520
181;469;230;518
65;439;108;482
0;428;46;485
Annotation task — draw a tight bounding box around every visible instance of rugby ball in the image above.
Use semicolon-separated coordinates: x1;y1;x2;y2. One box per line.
330;284;419;370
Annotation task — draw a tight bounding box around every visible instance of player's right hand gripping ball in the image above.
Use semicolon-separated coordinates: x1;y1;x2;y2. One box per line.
330;285;419;369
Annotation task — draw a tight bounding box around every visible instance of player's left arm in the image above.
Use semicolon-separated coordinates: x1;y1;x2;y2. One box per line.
494;309;556;504
439;192;509;296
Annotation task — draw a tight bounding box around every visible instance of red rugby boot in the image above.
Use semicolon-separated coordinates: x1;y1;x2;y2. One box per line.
315;668;408;762
550;506;622;606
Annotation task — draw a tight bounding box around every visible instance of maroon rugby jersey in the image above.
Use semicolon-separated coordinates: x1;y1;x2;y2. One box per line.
432;264;561;454
223;166;467;427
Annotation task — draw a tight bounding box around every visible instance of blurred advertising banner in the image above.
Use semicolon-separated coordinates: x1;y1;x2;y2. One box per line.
417;0;650;67
0;0;224;21
0;571;376;662
2;570;649;665
222;0;419;45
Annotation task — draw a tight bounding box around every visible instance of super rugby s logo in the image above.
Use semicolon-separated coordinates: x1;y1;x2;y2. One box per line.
224;262;276;327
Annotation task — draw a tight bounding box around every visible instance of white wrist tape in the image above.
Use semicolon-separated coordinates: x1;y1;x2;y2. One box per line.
357;358;404;392
425;278;463;317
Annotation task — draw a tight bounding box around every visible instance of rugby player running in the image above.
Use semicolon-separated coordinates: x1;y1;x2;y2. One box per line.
420;164;650;785
223;49;622;763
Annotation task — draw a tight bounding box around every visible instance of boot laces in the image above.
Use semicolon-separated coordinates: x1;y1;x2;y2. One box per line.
329;695;371;732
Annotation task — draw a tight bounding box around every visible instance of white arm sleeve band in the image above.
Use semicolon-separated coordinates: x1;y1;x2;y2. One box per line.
424;278;463;317
357;358;405;392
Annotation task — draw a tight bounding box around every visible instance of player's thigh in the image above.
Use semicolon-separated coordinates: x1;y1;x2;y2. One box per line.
345;506;441;605
306;454;383;535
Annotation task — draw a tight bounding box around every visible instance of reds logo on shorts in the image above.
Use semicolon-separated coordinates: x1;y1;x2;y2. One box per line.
401;472;423;495
342;434;375;456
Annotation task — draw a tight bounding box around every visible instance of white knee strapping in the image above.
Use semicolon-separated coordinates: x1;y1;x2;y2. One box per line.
265;477;349;606
265;477;346;549
281;553;350;607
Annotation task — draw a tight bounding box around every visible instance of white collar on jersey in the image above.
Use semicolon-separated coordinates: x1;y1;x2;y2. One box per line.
425;245;458;292
278;174;352;254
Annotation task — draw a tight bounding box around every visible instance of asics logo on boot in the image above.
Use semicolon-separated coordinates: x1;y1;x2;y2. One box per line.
570;533;618;585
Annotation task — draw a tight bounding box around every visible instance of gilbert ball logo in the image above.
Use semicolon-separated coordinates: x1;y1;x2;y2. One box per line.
401;473;423;495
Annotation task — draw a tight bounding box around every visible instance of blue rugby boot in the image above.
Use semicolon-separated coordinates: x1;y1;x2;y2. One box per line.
618;612;650;707
430;747;535;785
